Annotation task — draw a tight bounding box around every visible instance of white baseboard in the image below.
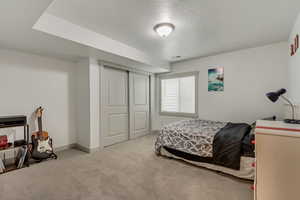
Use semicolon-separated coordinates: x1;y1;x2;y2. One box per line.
74;144;100;153
54;143;77;152
54;143;100;153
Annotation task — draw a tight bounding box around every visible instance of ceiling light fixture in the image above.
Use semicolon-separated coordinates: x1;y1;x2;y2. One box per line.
172;56;181;59
153;23;175;38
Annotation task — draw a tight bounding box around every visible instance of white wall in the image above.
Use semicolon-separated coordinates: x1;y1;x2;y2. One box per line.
0;48;77;148
76;60;90;149
288;13;300;119
88;58;100;150
154;42;288;130
76;58;101;151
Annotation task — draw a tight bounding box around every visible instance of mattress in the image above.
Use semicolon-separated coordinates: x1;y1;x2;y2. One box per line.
160;147;255;180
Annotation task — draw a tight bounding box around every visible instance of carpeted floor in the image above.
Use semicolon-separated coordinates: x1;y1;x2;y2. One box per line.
0;134;253;200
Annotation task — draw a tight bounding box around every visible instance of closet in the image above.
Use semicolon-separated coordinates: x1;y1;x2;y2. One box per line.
101;65;150;147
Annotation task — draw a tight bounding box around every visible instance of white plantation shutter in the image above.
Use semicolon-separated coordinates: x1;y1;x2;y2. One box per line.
161;79;179;112
160;74;197;115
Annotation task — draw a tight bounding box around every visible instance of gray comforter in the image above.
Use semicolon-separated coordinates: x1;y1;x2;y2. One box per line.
155;119;252;170
155;119;227;157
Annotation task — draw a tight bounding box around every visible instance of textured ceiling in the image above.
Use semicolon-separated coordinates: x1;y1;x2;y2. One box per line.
0;0;169;72
1;0;300;70
47;0;300;62
0;0;88;61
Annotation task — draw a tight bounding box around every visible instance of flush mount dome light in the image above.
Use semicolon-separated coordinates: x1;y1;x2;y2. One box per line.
172;55;181;59
154;23;175;38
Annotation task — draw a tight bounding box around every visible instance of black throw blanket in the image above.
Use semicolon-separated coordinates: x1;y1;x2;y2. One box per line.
213;123;251;170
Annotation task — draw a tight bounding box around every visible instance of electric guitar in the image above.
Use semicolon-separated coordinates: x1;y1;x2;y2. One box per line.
32;107;48;140
31;107;53;159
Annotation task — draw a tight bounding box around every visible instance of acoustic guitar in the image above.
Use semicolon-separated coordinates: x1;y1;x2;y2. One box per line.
31;107;53;159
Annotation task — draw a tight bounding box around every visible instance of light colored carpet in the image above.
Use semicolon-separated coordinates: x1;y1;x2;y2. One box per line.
0;134;253;200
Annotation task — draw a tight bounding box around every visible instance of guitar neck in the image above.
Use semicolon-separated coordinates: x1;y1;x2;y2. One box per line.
37;117;43;133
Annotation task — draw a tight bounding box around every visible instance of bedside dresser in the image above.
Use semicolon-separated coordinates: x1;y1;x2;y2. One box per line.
254;120;300;200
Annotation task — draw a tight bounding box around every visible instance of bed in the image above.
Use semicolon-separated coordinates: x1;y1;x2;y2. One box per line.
155;119;255;180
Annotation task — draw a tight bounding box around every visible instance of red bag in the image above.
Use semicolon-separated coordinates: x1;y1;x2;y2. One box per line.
0;135;8;148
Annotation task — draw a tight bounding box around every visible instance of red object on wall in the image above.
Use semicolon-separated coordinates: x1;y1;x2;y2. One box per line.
291;34;299;56
0;135;8;148
291;44;295;56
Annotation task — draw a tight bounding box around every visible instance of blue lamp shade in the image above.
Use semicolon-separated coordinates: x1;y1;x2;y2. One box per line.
266;88;287;102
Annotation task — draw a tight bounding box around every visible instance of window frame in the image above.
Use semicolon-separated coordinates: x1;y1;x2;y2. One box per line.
159;71;199;118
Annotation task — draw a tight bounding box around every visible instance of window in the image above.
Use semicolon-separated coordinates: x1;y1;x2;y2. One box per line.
160;72;198;117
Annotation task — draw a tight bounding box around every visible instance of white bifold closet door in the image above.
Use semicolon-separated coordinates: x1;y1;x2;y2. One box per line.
102;66;150;147
129;72;150;139
103;67;129;146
